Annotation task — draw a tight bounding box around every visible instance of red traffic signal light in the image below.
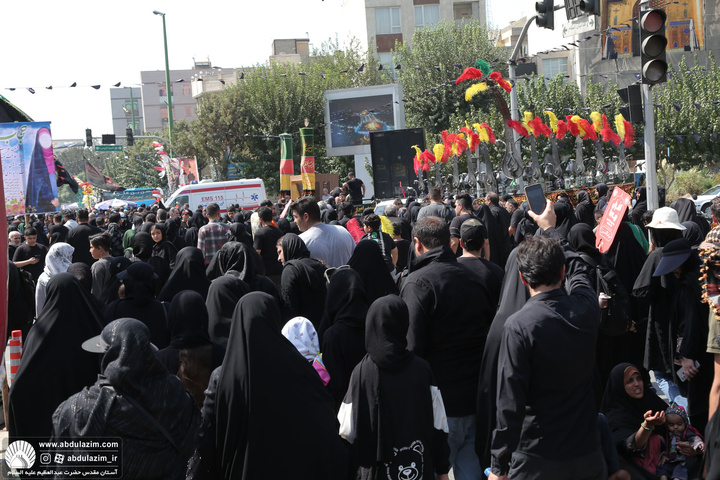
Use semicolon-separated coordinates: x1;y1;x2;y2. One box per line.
640;9;668;85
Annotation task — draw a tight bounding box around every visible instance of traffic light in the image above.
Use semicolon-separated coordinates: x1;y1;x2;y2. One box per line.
126;127;134;147
102;134;116;145
535;0;554;30
617;84;643;123
640;9;668;85
578;0;600;15
85;129;92;147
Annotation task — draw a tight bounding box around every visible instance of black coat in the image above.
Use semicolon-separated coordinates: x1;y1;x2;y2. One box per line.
400;245;495;417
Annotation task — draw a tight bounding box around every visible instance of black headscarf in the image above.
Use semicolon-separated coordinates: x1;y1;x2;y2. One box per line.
206;275;251;348
600;363;667;446
574;190;595;228
672;197;711;237
227;222;253;249
104;262;169;349
206;241;258;281
132;232;154;260
98;256;133;305
277;218;292;235
568;223;603;265
553;201;576;239
189;292;345;479
67;261;93;295
347;240;399;303
595;183;609;211
9;273;104;441
281;233;310;261
344;295;443;472
682;221;704;248
158;247;211;302
51;318;200;479
630;186;648;227
156;290;219;376
319;269;369;407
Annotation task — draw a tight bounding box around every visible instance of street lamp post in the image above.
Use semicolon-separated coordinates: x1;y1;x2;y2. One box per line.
153;10;174;156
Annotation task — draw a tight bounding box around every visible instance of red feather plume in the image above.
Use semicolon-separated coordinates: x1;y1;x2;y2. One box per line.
489;72;512;92
556;120;568;139
508;120;529;137
480;123;496;144
623;120;635;148
566;116;580;137
600;114;622;146
455;67;483;85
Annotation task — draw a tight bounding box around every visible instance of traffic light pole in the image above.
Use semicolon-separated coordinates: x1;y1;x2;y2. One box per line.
642;84;659;210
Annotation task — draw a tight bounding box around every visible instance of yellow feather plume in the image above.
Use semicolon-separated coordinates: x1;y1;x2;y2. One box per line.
571;115;586;138
615;114;626;139
522;111;534;130
411;145;422;159
474;123;489;143
544;111;558;133
590;112;602;133
465;82;488;101
433;143;445;162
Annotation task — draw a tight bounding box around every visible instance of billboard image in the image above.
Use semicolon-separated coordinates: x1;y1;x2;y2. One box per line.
324;84;405;157
0;122;59;215
602;0;704;58
178;157;200;186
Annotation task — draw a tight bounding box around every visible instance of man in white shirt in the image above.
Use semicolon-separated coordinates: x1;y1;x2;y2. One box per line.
291;198;354;267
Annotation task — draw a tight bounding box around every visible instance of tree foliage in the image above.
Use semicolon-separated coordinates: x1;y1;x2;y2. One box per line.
655;53;720;169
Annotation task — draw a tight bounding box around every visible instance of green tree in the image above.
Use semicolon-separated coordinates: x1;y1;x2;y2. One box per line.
655;54;720;169
393;20;508;136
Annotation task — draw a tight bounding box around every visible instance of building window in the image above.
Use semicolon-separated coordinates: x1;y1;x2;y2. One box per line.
542;57;569;78
415;4;439;30
376;7;401;34
124;100;139;116
184;106;192;117
454;2;475;22
182;83;191;95
158;84;174;97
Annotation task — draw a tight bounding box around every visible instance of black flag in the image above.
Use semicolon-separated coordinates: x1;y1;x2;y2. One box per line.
84;159;124;191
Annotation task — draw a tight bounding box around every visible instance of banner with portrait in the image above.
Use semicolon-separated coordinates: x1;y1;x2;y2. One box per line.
0;121;60;215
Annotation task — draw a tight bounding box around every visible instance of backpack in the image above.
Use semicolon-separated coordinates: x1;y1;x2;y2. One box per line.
578;253;630;337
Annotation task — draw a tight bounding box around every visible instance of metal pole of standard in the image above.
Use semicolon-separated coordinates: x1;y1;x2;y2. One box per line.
642;83;658;211
154;11;174;156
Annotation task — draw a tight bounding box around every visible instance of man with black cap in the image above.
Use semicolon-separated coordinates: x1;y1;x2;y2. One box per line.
457;218;504;306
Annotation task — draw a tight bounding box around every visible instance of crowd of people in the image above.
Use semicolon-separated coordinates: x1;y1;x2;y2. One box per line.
5;179;720;480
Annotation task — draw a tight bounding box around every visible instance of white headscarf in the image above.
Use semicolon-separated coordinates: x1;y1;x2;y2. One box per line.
43;242;74;277
281;317;321;362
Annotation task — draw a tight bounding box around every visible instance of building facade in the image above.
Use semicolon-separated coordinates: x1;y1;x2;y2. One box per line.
342;0;487;67
109;87;144;139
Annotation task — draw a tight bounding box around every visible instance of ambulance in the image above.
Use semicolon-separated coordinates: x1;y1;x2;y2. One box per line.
163;179;267;213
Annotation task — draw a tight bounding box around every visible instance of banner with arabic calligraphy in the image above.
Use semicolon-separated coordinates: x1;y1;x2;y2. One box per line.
0;122;60;215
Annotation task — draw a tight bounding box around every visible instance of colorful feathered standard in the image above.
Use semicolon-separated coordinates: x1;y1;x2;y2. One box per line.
508;120;529;137
571;116;597;141
544;111;559;133
615;114;626;140
444;132;469;156
622;120;635;148
528;116;553;137
433;143;450;163
489;72;512;92
473;123;496;144
461;122;480;150
590;112;602;133
456;67;483;85
522;111;534;131
556;120;568;139
566;115;580;137
465;82;488;101
475;59;492;76
600;114;622;146
412;145;434;174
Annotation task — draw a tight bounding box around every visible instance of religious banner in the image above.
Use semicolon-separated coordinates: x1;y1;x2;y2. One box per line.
84;159;124;192
279;133;293;195
0;121;59;215
178;157;199;186
300;127;315;195
595;187;632;253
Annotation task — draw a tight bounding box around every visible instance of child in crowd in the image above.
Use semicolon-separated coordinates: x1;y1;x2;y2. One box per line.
657;404;704;480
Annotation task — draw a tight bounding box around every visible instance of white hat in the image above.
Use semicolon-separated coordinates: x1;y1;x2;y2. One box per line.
646;207;686;230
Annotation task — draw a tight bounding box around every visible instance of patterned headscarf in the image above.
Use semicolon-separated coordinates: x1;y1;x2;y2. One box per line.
43;242;75;277
666;403;689;426
281;317;330;386
699;226;720;323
